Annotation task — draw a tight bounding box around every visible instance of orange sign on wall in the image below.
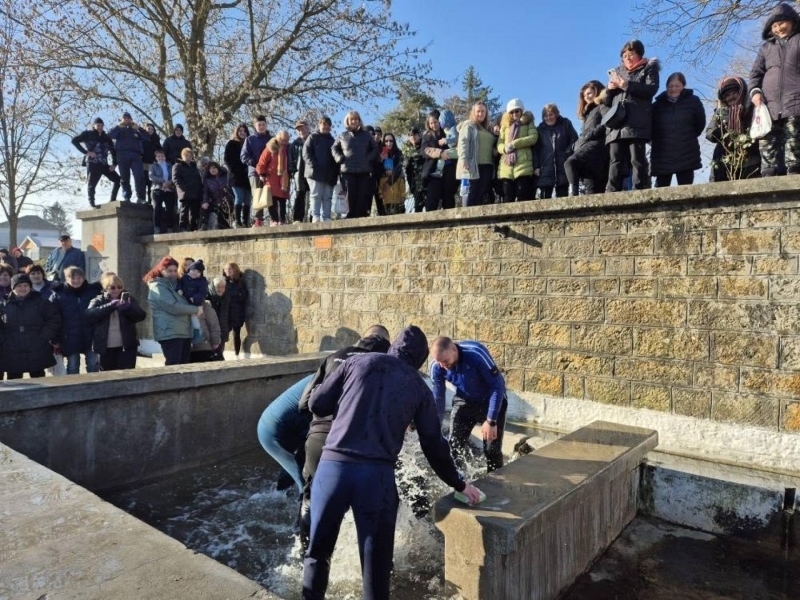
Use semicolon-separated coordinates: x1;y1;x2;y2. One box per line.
92;233;105;252
314;236;333;249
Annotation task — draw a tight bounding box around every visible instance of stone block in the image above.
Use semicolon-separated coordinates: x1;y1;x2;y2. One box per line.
781;229;800;253
685;211;740;230
476;320;528;345
408;262;446;277
718;228;779;254
404;230;430;244
455;318;477;340
770;276;800;300
553;351;614;376
528;323;571;348
565;220;600;236
514;277;548;294
354;263;387;276
536;259;571;276
599;219;627;235
564;375;585;399
711;392;779;428
688;256;751;275
591;277;620;296
687;300;750;330
615;357;693;386
482;277;515;295
635;257;686;276
631;384;671;412
712;331;778;368
606;257;635;275
469;259;500;276
409;278;437;293
540;297;604;323
572;258;605;275
752;256;798;275
458;228;482;242
505;346;553;369
493;296;537;320
783;402;800;431
606;299;686;327
634;328;709;361
503;368;525;392
780;337;800;370
655;232;702;255
718;277;768;299
673;388;712;419
548;277;589;295
585;377;630;406
659;277;716;298
523;371;564;395
450;276;483;294
571;324;633;355
743;209;791;228
693;364;739;390
628;216;666;232
741;369;800;399
535;220;566;237
547;237;595;257
596;235;654;256
500;260;537;276
489;241;525;259
621;277;657;297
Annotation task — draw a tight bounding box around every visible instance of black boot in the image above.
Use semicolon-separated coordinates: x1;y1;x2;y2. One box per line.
568;184;580;197
234;204;243;228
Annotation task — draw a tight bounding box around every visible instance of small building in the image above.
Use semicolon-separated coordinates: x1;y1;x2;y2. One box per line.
19;236;81;262
0;215;61;249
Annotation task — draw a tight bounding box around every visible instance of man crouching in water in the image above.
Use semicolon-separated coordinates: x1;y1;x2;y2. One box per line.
302;325;482;600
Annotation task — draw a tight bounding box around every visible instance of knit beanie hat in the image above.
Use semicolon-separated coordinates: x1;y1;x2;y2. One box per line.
188;259;205;273
11;274;31;289
506;98;525;113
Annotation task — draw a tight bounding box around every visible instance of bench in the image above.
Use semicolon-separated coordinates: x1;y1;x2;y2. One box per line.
433;420;658;600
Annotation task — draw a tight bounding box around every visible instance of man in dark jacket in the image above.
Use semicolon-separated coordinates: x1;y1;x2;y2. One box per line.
162;124;192;165
72;117;121;208
240;115;272;226
289;120;311;223
297;325;391;550
750;2;800;176
52;266;102;374
303;325;482;600
108;111;147;204
173;148;204;232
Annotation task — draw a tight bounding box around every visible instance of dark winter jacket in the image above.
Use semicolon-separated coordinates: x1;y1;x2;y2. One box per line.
299;334;392;435
108;124;146;156
650;89;706;176
15;255;33;273
535;117;579;187
142;132;162;164
52;280;103;355
289;136;307;176
303;131;339;185
572;102;608;165
750;3;800;120
0;290;61;374
224;139;250;188
707;77;762;181
309;325;465;491
240;131;272;178
405;141;426;193
203;168;232;209
71;129;116;166
162;134;192;164
44;247;86;283
178;273;208;306
85;292;146;354
602;58;661;143
225;277;248;330
420;129;452;181
208;281;230;342
173;160;204;202
331;129;378;174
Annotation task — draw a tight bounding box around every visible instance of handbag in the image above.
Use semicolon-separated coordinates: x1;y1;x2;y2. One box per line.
750;103;773;140
252;184;273;210
601;93;627;129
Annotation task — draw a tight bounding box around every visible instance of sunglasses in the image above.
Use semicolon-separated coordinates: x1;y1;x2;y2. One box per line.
107;285;122;290
510;109;522;115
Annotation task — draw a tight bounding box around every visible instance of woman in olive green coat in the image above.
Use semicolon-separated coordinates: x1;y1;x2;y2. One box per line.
496;98;539;202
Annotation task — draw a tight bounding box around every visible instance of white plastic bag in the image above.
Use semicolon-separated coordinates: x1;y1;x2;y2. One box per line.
48;353;67;377
750;103;773;140
333;182;348;217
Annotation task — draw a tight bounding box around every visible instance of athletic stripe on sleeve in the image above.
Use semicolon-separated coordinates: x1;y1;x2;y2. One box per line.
458;341;496;370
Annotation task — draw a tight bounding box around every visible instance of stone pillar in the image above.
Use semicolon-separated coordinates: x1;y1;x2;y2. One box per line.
77;202;152;299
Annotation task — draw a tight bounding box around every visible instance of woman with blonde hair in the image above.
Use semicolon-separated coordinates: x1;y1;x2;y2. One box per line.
85;272;147;371
457;101;496;207
331;110;379;218
496;99;539;202
256;130;292;225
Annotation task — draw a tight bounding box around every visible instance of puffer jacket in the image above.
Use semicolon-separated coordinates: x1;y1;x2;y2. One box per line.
52;281;103;355
190;301;221;352
203;168;231;208
602;58;660;143
255;139;291;198
749;3;800;120
331;129;378;174
0;290;61;374
162;134;192;165
85;292;147;354
207;281;230;342
572;101;607;163
303;131;339;185
420;128;453;181
108;123;146;155
535;116;579;187
650;88;706;176
456;119;480;179
497;111;539;179
225;277;248;330
224;139;250;188
173;160;204;201
147;277;198;342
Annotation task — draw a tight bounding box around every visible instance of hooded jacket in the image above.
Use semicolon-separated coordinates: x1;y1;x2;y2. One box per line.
535;116;579;187
303;131;339;185
108;123;146;156
496;111;539;179
71;129;116;166
749;3;800;120
147;277;198;342
207;280;230;342
309;326;465;491
650;88;706;176
203;167;231;208
602;58;661;143
224;139;250;188
52;280;103;355
331;129;379;174
162;134;192;164
85;291;147;354
299;334;391;435
0;290;61;374
173;160;204;201
706;77;762;181
456;119;481;180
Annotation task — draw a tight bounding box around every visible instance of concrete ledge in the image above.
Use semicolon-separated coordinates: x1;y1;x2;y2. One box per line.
0;355;326;491
0;443;279;600
434;420;658;600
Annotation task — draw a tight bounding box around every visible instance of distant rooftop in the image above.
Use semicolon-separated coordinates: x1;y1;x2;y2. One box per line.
0;215;60;230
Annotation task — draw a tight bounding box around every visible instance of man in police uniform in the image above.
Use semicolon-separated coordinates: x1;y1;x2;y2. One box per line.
430;336;507;473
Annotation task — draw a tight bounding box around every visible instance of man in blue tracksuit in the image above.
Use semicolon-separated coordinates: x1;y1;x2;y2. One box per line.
303;326;482;600
430;336;508;473
108;111;147;203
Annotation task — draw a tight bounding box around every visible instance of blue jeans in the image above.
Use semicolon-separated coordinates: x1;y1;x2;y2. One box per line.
231;185;252;207
256;374;313;492
308;179;333;221
303;460;398;600
117;151;146;202
66;352;99;375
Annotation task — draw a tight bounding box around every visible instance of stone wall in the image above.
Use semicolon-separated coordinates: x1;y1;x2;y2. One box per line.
122;179;800;438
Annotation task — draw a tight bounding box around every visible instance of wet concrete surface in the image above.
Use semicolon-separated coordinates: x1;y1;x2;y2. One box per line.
564;517;800;600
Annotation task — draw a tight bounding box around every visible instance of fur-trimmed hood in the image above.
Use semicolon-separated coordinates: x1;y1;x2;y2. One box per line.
500;110;534;128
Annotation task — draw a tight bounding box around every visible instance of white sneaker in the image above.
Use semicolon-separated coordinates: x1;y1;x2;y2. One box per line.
243;352;251;360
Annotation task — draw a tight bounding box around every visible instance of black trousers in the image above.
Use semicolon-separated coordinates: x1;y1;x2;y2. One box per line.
344;172;373;218
449;395;508;473
294;180;309;222
300;430;328;551
153;189;177;233
268;197;288;223
654;170;694;187
607;140;649;191
99;347;137;371
465;164;493;207
501;175;535;202
425;163;457;211
179;197;201;231
87;163;120;206
539;184;569;199
160;338;191;365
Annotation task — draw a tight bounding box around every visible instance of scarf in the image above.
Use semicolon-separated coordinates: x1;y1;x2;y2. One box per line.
626;57;648;73
718;76;747;135
503;120;520;167
276;144;289;193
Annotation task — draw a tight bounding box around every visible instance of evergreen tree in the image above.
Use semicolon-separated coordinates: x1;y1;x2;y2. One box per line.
377;80;439;137
42;202;72;237
442;66;502;122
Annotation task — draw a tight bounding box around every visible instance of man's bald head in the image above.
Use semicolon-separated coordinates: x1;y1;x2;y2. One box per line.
430;336;458;370
364;324;390;341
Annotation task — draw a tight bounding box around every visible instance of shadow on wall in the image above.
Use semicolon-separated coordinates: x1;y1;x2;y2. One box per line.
319;327;360;351
242;269;298;356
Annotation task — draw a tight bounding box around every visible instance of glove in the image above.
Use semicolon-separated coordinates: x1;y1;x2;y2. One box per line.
116;301;131;311
109;299;121;307
504;143;515;153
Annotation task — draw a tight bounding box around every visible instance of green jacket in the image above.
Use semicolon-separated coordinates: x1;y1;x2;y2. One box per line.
147;277;197;341
496;111;538;179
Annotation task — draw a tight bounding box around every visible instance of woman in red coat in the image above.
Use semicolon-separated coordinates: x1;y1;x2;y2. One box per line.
255;130;291;226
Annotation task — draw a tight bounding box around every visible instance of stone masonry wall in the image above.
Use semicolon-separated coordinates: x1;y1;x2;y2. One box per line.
139;178;800;435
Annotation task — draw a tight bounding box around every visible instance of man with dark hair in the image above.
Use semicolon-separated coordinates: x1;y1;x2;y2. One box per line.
72;117;120;208
430;336;508;473
289;120;311;223
240;115;273;227
162;123;192;165
303;326;482;600
108;111;147;204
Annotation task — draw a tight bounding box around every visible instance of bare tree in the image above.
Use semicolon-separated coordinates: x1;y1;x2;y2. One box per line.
632;0;774;64
0;4;75;247
6;0;432;157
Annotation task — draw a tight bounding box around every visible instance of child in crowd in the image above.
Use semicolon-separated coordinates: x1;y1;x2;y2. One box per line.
178;259;208;343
